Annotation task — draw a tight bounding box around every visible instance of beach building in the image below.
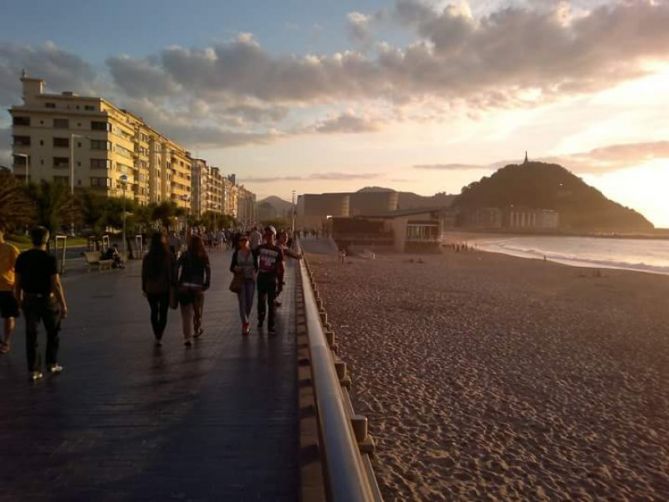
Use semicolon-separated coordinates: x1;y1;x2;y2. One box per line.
297;190;401;230
330;207;446;253
506;208;559;230
10;73;255;220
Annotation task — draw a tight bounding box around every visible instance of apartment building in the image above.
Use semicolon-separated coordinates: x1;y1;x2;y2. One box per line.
10;74;189;209
10;73;254;219
236;185;257;228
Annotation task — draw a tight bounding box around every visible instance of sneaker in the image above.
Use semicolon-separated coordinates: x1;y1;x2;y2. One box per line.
184;338;192;347
48;364;64;374
0;341;9;354
29;371;44;382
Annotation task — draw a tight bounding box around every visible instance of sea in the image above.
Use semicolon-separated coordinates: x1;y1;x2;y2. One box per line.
460;235;669;276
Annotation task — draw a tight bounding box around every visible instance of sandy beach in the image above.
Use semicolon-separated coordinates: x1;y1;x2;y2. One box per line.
308;250;669;500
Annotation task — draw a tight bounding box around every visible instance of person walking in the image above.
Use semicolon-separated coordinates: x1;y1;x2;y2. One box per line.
14;226;68;382
142;232;175;346
273;230;303;308
256;226;284;335
176;235;211;347
230;234;258;336
249;226;263;253
0;225;20;354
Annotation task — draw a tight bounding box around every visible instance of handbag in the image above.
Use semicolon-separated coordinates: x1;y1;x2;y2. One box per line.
229;272;244;293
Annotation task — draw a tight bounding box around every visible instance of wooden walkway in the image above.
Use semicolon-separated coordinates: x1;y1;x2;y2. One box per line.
0;250;298;501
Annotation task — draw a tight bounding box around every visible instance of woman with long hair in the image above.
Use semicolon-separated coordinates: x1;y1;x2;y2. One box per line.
230;234;258;335
176;235;211;346
142;232;175;346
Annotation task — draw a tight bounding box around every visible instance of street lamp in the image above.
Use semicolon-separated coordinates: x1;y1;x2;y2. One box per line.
14;153;30;185
120;174;128;260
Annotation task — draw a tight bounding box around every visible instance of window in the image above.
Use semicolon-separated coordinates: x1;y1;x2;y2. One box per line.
90;177;111;188
39;140;44;146
13;155;27;166
53;137;69;148
91;139;111;150
13;116;30;126
53;118;69;129
91;121;111;131
115;144;133;158
53;157;69;168
53;176;69;184
91;159;111;170
45;103;56;109
13;135;31;146
84;105;95;111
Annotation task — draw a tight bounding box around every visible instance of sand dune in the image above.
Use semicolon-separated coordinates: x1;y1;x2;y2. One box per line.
308;250;669;501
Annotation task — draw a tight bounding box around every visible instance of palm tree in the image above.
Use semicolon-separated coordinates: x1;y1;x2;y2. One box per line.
0;169;34;231
25;180;76;234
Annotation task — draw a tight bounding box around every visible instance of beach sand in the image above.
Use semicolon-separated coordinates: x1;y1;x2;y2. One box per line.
308;250;669;500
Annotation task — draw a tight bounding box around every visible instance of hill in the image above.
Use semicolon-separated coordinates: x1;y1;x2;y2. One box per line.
454;162;653;232
357;187;456;209
257;196;292;221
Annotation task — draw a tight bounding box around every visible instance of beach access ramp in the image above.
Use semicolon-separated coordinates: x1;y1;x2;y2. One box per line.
300;237;339;255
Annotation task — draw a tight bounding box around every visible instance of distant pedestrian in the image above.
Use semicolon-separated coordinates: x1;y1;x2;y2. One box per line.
230;234;258;335
176;235;211;347
142;232;175;346
14;226;68;382
249;226;263;253
256;226;284;335
274;231;302;308
0;225;20;354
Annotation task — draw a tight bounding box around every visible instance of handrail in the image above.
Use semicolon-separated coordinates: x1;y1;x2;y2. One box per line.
297;245;381;501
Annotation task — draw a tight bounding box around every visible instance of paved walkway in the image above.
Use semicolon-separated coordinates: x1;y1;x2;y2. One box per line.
0;250;298;501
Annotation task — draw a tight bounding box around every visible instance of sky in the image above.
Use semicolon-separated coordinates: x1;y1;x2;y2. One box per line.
0;0;668;226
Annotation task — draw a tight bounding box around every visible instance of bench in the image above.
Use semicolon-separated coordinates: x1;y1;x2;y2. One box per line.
83;251;113;272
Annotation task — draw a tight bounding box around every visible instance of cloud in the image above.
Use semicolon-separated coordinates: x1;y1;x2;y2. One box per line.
414;141;669;175
97;1;669;110
414;162;494;170
314;113;381;133
547;141;669;173
241;171;381;183
347;11;374;47
107;55;181;98
0;41;98;107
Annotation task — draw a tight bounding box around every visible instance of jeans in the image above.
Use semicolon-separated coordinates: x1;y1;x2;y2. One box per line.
147;293;169;340
22;296;61;372
257;273;277;329
237;279;255;324
180;291;204;339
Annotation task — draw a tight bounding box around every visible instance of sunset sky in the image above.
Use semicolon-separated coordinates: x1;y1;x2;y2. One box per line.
1;0;668;226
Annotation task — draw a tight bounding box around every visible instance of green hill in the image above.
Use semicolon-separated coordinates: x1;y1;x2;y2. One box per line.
454;162;653;232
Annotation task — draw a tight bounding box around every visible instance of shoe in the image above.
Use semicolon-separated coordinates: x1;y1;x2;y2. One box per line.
0;341;9;354
29;371;44;382
194;328;204;338
242;322;250;336
48;364;64;374
184;339;192;347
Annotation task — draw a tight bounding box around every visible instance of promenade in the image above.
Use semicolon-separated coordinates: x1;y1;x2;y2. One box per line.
0;250;298;501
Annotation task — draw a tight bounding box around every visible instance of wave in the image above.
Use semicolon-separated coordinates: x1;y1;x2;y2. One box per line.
476;239;669;276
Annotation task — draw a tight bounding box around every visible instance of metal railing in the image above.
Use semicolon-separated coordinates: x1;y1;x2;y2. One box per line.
298;244;382;502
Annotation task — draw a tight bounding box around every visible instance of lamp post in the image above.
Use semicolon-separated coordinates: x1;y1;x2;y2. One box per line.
120;174;128;259
14;153;30;185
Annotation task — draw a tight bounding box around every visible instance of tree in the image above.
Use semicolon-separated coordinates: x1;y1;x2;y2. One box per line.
24;180;76;234
0;169;34;231
151;201;179;229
